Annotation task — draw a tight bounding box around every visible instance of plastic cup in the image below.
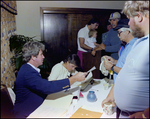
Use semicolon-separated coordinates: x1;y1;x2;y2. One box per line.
103;102;115;115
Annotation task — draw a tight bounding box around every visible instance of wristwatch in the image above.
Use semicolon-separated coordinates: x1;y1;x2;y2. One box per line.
91;48;93;52
111;65;115;72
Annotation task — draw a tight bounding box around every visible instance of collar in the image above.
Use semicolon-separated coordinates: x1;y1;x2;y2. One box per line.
85;25;90;32
127;37;138;45
27;63;40;73
131;34;149;50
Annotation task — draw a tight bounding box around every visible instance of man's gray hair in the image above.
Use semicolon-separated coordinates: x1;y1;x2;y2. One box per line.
22;41;45;62
120;27;132;33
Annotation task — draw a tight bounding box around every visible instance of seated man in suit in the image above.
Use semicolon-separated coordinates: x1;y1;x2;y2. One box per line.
12;41;87;118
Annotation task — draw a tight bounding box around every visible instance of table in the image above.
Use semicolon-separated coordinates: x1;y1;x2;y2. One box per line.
28;79;116;118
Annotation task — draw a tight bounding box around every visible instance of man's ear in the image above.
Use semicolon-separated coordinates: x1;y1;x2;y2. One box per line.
136;12;143;22
125;30;130;35
31;55;36;61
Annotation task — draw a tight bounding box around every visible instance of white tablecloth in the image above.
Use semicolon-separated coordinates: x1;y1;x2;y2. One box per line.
63;79;116;118
28;79;116;118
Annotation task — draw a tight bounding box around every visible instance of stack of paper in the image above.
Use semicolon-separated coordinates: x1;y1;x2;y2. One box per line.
28;91;73;118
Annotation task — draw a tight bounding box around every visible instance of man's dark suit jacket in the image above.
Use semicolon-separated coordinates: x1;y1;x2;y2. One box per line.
13;63;70;118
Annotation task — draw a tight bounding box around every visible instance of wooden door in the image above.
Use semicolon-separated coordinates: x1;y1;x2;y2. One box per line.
43;14;68;66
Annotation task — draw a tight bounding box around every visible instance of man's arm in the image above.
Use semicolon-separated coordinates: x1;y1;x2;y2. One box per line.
104;61;121;74
79;38;93;50
101;85;115;108
24;68;87;94
91;43;103;56
94;42;100;47
129;108;149;118
93;43;103;51
104;55;117;65
69;72;87;85
113;66;121;74
105;43;122;53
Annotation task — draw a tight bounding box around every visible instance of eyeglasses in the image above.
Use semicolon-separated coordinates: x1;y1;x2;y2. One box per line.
117;31;123;36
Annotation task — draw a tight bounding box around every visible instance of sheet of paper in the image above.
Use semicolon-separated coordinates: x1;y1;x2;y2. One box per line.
82;105;103;113
28;105;67;118
43;91;73;109
87;66;96;73
28;91;73;118
70;106;103;118
81;71;93;83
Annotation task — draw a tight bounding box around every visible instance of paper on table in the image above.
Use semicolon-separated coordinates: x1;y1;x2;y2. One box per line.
82;105;103;113
44;91;73;109
70;106;103;118
28;91;73;118
28;105;67;118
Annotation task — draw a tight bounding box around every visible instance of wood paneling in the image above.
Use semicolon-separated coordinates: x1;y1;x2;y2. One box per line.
43;14;68;65
82;51;101;79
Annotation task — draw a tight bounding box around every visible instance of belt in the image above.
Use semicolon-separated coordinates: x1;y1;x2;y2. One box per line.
121;110;136;116
116;107;139;118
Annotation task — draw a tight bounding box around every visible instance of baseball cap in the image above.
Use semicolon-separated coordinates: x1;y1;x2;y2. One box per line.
109;12;121;20
114;19;129;30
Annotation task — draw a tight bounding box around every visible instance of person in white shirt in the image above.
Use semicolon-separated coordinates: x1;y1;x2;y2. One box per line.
48;54;80;81
86;29;99;48
77;17;99;67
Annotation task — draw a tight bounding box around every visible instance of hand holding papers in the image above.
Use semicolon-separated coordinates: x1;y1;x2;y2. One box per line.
82;72;93;83
82;66;96;83
71;66;96;88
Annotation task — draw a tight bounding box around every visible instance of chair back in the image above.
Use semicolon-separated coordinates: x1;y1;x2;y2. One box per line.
1;84;14;118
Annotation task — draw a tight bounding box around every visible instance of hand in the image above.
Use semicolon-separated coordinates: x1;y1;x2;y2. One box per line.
104;55;116;65
129;111;144;118
104;60;113;70
101;98;116;108
91;50;96;56
73;72;87;82
69;72;87;85
98;45;103;50
100;43;106;50
101;85;115;108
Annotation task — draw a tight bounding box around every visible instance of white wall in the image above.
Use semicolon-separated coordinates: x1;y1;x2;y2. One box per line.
16;1;125;40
